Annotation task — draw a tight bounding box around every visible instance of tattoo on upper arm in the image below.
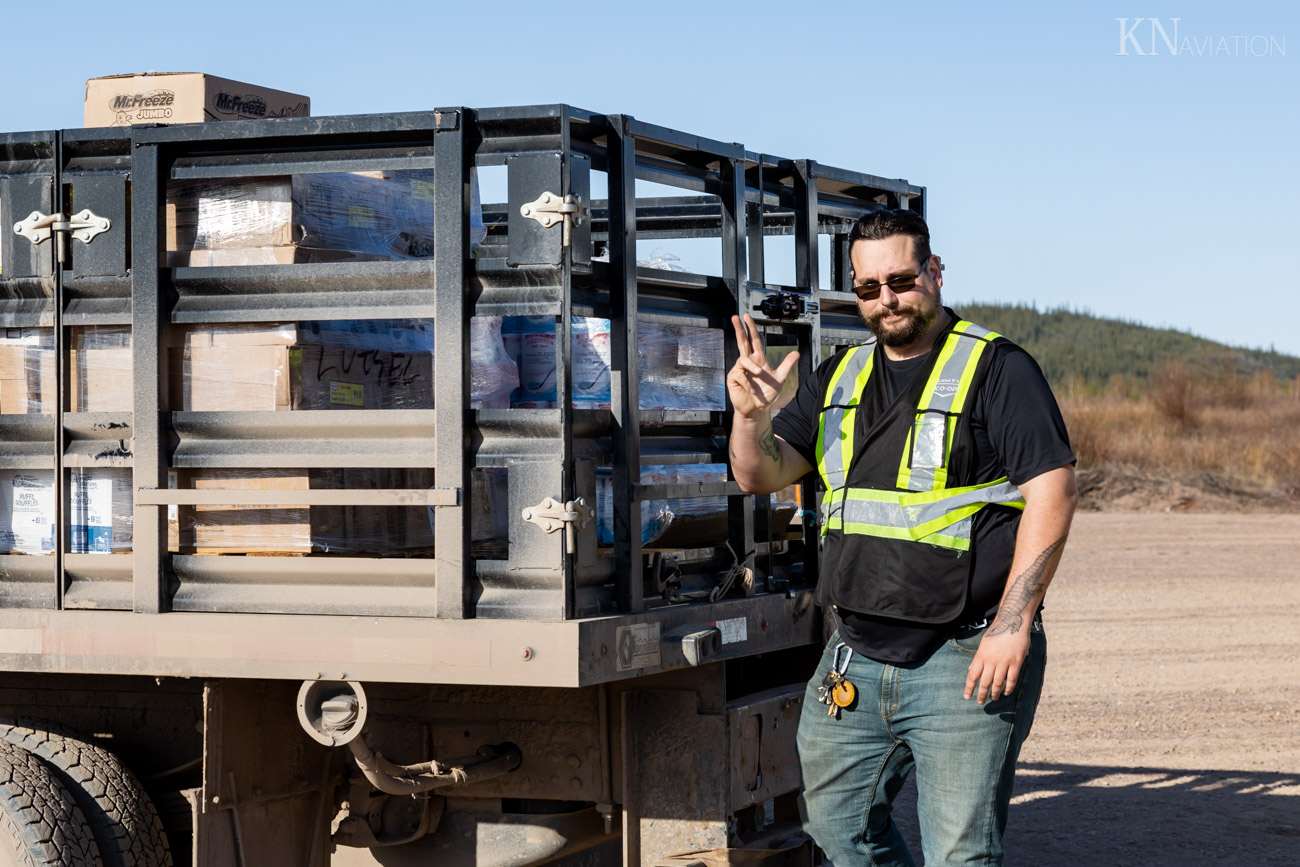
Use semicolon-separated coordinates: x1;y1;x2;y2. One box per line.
759;426;781;462
987;535;1067;637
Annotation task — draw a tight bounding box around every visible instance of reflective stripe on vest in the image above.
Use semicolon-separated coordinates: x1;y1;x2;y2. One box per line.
895;321;1000;491
815;345;875;493
822;477;1026;551
815;322;1025;551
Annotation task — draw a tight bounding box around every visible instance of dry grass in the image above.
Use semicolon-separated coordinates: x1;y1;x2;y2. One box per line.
1061;366;1300;502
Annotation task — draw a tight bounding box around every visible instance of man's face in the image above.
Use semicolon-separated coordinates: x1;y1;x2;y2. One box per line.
849;234;944;350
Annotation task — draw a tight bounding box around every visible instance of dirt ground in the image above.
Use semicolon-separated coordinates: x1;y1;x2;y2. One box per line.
889;513;1300;865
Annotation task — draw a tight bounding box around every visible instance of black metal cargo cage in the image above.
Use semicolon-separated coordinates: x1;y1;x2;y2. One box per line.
0;105;923;674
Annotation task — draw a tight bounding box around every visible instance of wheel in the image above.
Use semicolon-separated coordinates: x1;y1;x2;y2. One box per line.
0;740;102;866
0;719;171;867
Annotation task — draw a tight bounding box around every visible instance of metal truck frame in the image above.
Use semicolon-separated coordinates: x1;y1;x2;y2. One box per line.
0;106;923;866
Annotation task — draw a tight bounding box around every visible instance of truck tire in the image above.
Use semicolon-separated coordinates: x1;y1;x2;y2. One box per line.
0;719;171;867
0;740;103;866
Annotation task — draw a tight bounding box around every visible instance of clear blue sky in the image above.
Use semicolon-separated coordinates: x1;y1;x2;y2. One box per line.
4;1;1296;355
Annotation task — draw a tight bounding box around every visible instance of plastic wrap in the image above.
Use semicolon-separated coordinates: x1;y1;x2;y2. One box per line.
0;469;133;555
71;326;133;412
171;468;435;555
469;317;521;409
0;328;55;415
596;463;729;548
164;169;485;266
637;322;725;411
572;317;613;407
511;316;559;408
169;320;435;411
496;317;724;411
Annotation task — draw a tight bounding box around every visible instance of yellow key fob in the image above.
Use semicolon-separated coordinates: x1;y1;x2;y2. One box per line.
832;680;856;708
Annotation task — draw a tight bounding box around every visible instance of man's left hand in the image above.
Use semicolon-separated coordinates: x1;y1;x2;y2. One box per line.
964;628;1031;705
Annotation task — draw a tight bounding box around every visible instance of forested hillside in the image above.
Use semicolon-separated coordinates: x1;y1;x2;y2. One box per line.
952;303;1300;390
946;303;1300;510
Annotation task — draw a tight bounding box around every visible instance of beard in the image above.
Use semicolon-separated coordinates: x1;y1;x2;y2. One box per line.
865;290;943;348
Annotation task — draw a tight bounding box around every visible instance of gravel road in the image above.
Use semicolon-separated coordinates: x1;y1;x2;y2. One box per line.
890;513;1300;865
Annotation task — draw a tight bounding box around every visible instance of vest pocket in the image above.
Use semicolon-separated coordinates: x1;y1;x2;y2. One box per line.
909;411;949;471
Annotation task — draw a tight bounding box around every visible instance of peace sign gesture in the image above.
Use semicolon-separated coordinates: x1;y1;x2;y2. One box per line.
727;314;801;419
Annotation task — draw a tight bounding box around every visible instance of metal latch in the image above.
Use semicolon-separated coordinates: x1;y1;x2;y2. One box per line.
522;496;595;554
13;209;112;264
520;192;589;248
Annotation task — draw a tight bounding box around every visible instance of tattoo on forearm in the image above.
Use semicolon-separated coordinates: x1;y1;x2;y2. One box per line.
758;426;781;462
987;535;1067;637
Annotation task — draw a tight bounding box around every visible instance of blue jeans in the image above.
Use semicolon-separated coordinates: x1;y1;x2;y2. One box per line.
796;623;1046;866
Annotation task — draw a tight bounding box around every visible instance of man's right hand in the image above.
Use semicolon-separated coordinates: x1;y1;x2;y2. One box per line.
727;314;800;419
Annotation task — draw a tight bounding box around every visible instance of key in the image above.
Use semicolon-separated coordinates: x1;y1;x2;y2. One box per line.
817;670;837;704
825;642;855;717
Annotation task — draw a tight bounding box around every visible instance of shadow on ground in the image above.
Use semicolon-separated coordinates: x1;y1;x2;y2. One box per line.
889;762;1300;865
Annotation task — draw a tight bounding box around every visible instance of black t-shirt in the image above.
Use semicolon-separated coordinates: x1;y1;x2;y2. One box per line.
771;324;1074;663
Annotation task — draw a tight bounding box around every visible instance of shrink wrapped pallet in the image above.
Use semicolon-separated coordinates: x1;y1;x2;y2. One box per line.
0;469;133;555
164;169;485;266
0;327;137;414
468;317;520;409
637;322;725;411
0;329;55;415
510;316;559;408
70;326;133;412
596;463;729;549
497;317;725;411
168;321;435;411
171;467;435;555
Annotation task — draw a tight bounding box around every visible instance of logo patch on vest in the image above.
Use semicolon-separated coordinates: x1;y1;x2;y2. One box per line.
933;378;961;396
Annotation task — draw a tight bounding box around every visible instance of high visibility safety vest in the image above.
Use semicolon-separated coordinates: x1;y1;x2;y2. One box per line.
812;319;1027;623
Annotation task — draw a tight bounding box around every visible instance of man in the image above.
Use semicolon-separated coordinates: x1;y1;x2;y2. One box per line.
727;209;1076;866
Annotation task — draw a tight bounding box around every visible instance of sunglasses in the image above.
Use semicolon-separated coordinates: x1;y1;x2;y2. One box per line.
852;255;932;301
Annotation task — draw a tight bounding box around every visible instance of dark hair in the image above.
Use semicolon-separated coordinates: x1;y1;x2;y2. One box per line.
847;209;932;264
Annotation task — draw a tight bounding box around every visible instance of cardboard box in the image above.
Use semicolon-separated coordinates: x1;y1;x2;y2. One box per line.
164;247;387;268
0;327;135;414
169;326;435;411
0;470;132;555
163;172;436;265
168;344;436;411
173;468;436;555
84;72;309;128
0;346;55;415
70;326;132;413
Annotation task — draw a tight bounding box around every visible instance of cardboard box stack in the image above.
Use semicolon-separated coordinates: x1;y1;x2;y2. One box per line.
71;326;133;412
0;470;133;555
164;319;436;555
84;72;309;128
171;467;435;556
0;327;134;415
0;329;55;415
164;171;439;267
168;320;435;412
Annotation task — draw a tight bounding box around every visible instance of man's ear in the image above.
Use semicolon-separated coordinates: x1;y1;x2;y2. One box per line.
930;255;943;290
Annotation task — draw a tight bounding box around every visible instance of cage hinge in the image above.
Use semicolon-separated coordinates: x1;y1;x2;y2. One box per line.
520;192;589;248
522;496;595;555
13;209;112;264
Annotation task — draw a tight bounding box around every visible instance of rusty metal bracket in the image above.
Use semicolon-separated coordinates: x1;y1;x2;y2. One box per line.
519;191;589;247
521;496;594;555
